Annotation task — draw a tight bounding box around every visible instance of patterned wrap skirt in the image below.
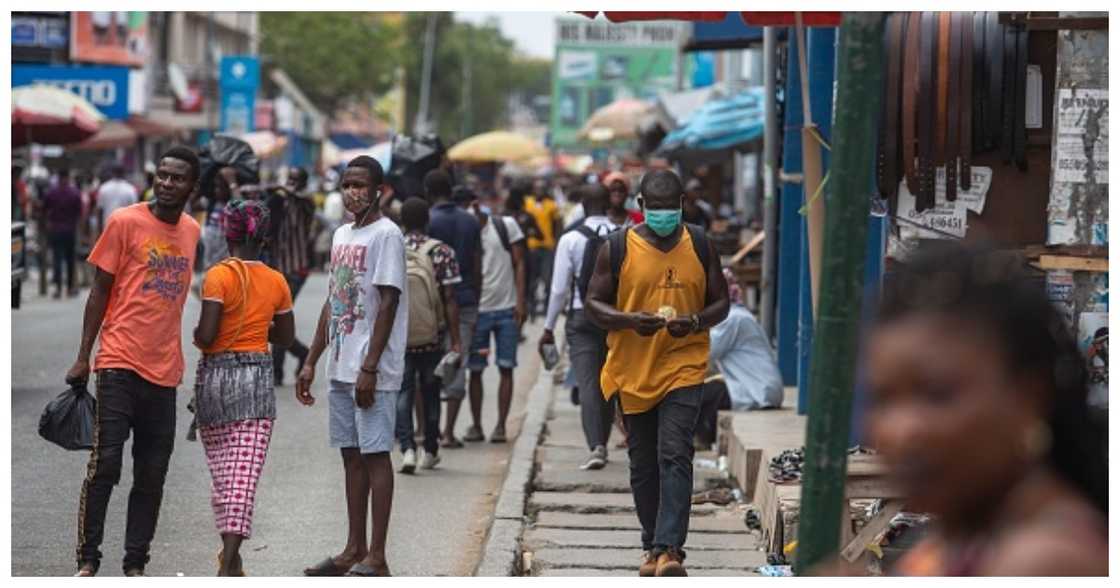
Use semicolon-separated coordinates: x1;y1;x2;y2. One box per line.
194;351;276;539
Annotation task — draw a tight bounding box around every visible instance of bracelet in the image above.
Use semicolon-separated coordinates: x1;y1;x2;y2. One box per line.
360;366;379;375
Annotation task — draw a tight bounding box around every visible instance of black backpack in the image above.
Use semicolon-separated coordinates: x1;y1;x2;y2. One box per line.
488;213;513;253
572;224;616;308
606;223;711;300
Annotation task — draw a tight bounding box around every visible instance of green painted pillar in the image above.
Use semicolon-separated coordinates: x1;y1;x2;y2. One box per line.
794;12;886;575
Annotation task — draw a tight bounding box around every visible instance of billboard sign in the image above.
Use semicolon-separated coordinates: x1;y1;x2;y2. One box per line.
70;12;148;67
12;64;131;120
550;17;686;149
220;55;260;134
12;15;69;49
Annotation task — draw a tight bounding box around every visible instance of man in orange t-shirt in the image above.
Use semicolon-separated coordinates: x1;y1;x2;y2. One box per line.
65;146;202;577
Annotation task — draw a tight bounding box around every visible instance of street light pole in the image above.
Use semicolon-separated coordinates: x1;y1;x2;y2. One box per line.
794;12;885;575
759;27;779;339
415;13;438;136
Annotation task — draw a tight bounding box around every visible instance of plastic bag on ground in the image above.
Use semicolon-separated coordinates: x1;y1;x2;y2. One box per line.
39;385;97;450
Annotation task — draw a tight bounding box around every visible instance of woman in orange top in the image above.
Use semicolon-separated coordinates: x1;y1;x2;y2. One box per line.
192;200;295;576
866;243;1106;576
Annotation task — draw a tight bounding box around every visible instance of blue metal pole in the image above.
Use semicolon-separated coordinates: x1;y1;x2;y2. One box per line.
777;29;804;387
797;26;837;414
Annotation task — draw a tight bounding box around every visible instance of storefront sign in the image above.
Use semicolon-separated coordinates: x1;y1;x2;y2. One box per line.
558;19;684;47
11;64;130;120
12;15;69;49
70;12;148;67
220;55;260;134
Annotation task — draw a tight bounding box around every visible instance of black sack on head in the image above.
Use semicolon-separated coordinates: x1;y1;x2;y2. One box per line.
197;135;261;199
387;133;445;199
39;385;97;451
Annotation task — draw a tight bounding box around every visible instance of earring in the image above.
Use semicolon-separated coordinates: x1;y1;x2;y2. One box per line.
1021;421;1053;459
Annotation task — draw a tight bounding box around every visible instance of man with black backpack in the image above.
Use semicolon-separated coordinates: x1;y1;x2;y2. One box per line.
584;170;729;577
540;184;620;470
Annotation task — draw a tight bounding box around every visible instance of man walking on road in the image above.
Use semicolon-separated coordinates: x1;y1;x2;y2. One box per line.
540;184;620;470
425;172;482;448
94;165;139;233
267;166;315;386
42;168;84;299
66;147;203;577
297;156;408;577
465;194;528;443
396;197;463;473
585;170;729;577
525;177;562;320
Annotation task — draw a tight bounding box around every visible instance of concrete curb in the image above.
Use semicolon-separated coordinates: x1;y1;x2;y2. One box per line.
474;366;554;576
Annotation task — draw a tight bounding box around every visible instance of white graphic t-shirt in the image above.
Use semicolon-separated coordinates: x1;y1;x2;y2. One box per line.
326;217;409;390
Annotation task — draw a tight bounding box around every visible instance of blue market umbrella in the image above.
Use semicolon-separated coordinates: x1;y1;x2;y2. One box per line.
659;88;766;154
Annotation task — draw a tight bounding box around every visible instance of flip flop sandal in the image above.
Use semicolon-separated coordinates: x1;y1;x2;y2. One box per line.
489;430;507;443
345;563;391;577
74;563;97;577
303;556;350;577
441;437;464;449
463;427;485;442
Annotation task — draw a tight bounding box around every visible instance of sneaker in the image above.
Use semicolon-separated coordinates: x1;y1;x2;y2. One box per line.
655;551;687;577
400;448;417;474
580;445;607;470
420;451;441;470
638;552;658;577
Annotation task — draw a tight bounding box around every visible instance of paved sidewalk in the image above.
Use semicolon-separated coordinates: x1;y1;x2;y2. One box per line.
518;383;767;576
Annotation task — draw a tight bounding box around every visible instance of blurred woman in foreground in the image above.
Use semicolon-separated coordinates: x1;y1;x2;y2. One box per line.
865;243;1107;576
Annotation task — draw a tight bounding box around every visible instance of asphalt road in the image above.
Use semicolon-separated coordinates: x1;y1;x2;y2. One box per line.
11;271;542;577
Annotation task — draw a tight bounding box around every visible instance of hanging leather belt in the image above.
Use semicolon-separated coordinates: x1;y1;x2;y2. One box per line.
971;12;988;155
902;12;922;196
1012;23;1029;170
1001;22;1017;164
985;12;1004;151
944;12;963;201
960;11;974;190
917;11;938;212
936;12;951;170
877;12;907;201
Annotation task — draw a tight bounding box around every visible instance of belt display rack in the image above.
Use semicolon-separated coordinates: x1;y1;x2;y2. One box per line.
877;12;1031;213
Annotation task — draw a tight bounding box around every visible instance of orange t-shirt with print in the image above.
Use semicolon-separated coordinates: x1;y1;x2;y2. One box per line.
201;260;293;354
88;203;201;387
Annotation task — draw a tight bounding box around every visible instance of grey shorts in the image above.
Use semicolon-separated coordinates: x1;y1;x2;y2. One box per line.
329;380;398;454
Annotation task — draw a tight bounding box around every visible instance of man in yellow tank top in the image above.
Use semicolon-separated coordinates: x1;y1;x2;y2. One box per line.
585;170;729;577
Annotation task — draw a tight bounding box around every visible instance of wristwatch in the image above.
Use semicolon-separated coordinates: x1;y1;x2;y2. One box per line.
689;314;701;333
360;366;379;376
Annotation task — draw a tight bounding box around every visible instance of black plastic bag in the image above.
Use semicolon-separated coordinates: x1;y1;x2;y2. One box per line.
198;135;261;199
39;385;97;451
387;133;445;199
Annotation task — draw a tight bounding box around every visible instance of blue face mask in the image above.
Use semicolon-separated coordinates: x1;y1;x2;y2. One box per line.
478;204;493;216
644;207;682;237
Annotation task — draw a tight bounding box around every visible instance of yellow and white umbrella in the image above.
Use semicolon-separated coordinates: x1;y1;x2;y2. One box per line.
448;130;548;163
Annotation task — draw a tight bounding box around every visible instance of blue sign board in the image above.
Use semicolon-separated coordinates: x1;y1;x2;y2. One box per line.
687;13;765;51
220;55;260;134
12;64;130;120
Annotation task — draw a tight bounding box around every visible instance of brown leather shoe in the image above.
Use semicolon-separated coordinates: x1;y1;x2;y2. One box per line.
655;551;687;577
638;551;658;577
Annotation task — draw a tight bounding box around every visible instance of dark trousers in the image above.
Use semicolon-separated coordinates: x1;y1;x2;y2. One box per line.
696;380;731;447
528;248;554;317
271;273;309;379
396;350;443;455
77;369;177;572
565;310;612;451
48;229;77;292
624;385;702;555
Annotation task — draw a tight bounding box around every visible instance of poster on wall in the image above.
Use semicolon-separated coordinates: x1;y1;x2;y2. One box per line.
1079;312;1108;408
895;167;992;240
70;12;148;67
1048;87;1109;246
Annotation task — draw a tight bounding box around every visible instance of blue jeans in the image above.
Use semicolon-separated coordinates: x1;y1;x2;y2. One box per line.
624;385;702;556
396;350;443;455
468;308;519;371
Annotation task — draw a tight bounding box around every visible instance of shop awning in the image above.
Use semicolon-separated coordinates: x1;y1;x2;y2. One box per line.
659;87;765;155
70;115;184;151
576;12;841;27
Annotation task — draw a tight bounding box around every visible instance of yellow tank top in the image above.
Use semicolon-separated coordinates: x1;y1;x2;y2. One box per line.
601;228;709;414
